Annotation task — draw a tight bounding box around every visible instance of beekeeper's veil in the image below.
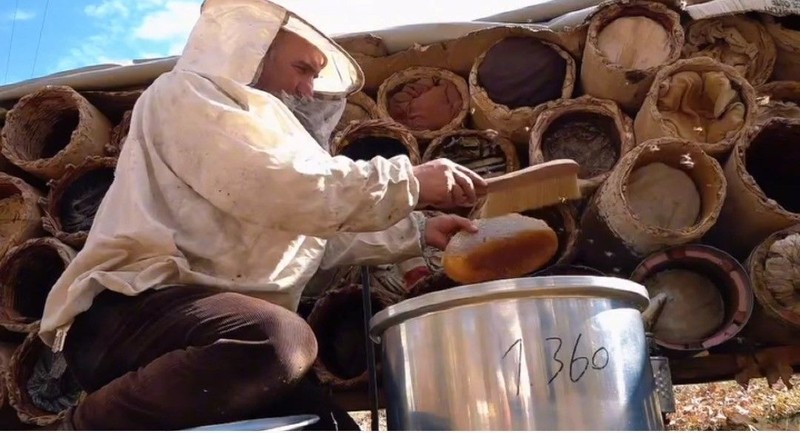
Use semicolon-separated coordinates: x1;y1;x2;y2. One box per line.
176;0;364;148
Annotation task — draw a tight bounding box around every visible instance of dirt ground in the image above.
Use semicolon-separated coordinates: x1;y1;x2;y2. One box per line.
350;375;800;431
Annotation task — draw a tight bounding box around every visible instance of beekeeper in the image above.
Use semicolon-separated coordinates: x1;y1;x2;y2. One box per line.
38;0;486;430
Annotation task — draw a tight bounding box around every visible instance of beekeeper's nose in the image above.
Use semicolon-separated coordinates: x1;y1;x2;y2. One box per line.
297;79;314;99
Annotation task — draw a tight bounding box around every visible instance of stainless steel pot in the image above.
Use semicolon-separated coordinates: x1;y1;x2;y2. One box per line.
369;276;663;431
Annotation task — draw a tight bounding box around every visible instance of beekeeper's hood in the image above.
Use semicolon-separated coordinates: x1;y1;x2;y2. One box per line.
175;0;364;98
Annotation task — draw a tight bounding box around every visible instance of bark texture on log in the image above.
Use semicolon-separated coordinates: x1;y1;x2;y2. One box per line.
705;118;800;259
576;138;726;273
1;86;111;180
0;174;42;261
0;238;77;333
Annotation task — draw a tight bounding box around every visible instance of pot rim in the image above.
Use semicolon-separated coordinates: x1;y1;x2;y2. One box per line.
369;276;649;343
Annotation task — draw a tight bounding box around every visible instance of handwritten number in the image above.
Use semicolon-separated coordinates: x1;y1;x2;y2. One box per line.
569;333;590;383
592;347;610;370
546;333;609;384
545;337;564;384
502;339;523;396
503;334;610;389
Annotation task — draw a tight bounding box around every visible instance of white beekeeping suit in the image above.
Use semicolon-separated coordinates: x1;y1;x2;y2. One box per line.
40;0;426;350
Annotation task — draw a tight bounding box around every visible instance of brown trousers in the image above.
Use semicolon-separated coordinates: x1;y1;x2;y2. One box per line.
62;286;360;431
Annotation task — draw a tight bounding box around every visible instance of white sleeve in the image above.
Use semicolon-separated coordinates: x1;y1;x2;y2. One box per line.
319;212;426;269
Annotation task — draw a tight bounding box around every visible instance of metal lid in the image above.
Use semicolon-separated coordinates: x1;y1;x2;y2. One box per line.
369;276;649;342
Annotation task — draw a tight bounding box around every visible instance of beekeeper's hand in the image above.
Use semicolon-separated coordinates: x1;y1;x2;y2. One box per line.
413;159;488;209
424;214;478;250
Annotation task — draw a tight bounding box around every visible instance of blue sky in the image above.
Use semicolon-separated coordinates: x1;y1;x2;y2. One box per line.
0;0;545;86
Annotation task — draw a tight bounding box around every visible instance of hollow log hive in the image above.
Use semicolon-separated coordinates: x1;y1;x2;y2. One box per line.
0;1;799;426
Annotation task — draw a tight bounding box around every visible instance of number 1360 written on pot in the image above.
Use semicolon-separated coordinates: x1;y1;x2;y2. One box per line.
502;333;610;395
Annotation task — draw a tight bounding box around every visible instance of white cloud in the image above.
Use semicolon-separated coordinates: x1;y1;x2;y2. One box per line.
52;0;201;75
84;0;130;18
2;9;35;21
134;1;200;41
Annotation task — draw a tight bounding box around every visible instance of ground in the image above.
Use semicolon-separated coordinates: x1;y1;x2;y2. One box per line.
350;375;800;431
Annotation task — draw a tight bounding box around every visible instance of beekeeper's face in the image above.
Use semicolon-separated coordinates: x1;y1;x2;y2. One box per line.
255;29;327;99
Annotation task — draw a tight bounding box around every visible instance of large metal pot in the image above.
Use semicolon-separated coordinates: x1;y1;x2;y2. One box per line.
369;276;663;431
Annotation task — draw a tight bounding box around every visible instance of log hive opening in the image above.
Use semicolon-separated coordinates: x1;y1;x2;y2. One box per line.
529;96;635;193
477;37;567;109
576;138;726;273
596;15;672;70
622;141;723;232
744;121;800;213
541;113;619;178
0;239;76;332
625;141;724;230
307;284;387;389
59;167;114;233
42;157;117;248
656;70;745;143
581;1;684;112
422;130;519;179
1;86;111;180
331;119;421;164
630;244;753;351
42;110;78;160
342;136;408;161
8;328;82;426
763;234;800;313
626;162;700;230
645;269;725;342
705;118;800;259
633;57;756;157
4;101;77;162
377;67;469;142
469;30;576;145
742;225;800;345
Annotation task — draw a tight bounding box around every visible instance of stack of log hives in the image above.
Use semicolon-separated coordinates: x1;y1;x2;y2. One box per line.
1;0;800;426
